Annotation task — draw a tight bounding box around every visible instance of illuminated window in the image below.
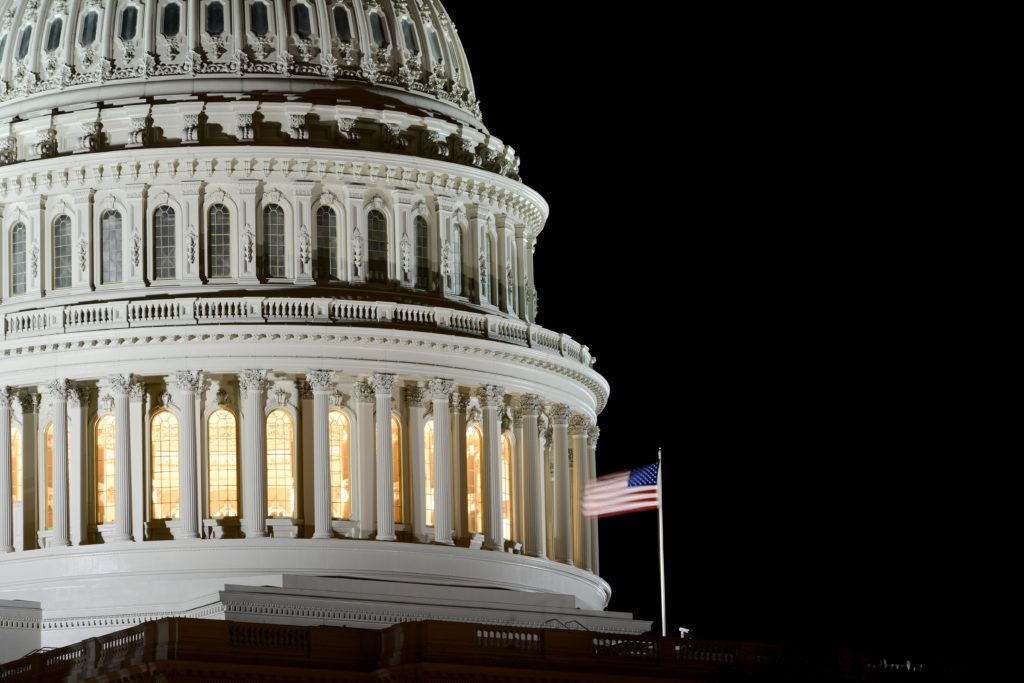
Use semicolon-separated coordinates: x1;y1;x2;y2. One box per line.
150;411;180;520
10;222;26;295
208;409;238;517
46;18;63;53
207;204;231;277
96;415;116;523
424;420;434;526
392;416;403;523
44;424;53;529
329;410;350;519
367;209;387;282
52;215;72;290
451;224;462;294
10;427;21;504
501;434;513;540
101;210;123;284
262;204;286;278
153;206;176;280
466;426;482;533
266;410;295;518
316;206;338;279
415;215;429;289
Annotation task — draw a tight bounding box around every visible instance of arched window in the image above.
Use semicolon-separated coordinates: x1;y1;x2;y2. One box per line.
424;420;434;526
262;204;286;278
401;19;418;55
153;206;176;280
9;222;26;295
293;3;312;39
367;209;388;282
206;1;225;36
207;204;231;278
414;215;429;289
466;426;482;533
451;224;462;295
487;233;497;306
208;409;238;517
251;1;269;37
101;210;122;284
44;424;53;530
316;206;338;280
427;27;442;62
329;410;350;519
96;415;116;523
333;7;352;41
501;434;514;540
10;427;22;504
120;6;139;41
392;415;403;524
17;26;30;61
369;12;388;47
52;215;72;290
45;18;62;53
266;410;295;518
162;3;181;37
81;12;98;46
151;411;180;520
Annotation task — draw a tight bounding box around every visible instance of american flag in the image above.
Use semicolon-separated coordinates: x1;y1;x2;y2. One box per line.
582;461;660;518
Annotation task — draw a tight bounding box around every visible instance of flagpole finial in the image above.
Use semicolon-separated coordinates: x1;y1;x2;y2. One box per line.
658;447;662;460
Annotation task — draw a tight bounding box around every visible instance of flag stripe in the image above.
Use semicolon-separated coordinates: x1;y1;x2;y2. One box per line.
581;461;660;518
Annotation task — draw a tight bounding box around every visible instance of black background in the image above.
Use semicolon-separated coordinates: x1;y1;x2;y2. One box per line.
444;2;971;668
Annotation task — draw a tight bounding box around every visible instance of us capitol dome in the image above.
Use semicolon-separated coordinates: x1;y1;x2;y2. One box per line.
0;0;638;657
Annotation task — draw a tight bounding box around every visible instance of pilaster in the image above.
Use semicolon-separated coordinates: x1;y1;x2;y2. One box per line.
71;188;94;293
238;180;260;284
179;180;203;283
124;184;148;285
293;181;316;285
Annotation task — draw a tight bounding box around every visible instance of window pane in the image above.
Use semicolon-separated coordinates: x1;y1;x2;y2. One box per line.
369;12;387;48
427;28;442;62
45;424;53;529
120;6;138;41
0;35;7;62
392;416;402;524
17;26;30;60
53;215;72;290
96;415;116;524
251;1;269;37
207;1;225;36
316;206;337;279
333;7;352;41
329;411;350;519
153;206;176;279
401;20;417;54
266;410;294;518
424;420;434;526
367;209;387;282
151;412;180;520
415;215;429;289
81;12;98;46
46;18;62;52
466;426;482;534
293;4;312;39
262;204;286;278
208;409;238;517
101;210;122;283
163;3;181;37
10;428;21;504
208;204;231;277
10;223;26;295
501;434;513;540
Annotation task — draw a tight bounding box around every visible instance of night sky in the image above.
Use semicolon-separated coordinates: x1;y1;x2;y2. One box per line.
445;2;966;668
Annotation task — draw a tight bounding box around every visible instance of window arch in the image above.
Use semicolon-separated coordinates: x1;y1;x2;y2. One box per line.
81;12;98;46
208;409;238;517
101;210;123;284
52;215;72;290
266;410;295;518
120;6;139;41
206;1;225;36
316;205;338;280
466;425;482;533
262;203;286;278
367;209;388;282
96;414;116;523
162;3;181;37
333;6;352;42
451;224;462;294
292;3;313;39
16;26;30;61
10;427;22;505
487;233;497;306
45;18;62;53
401;19;418;55
501;433;514;540
414;215;429;289
392;415;403;524
9;222;26;295
207;203;231;278
153;205;176;280
368;11;388;48
151;411;180;520
329;410;350;519
251;1;269;37
44;423;53;530
424;419;434;526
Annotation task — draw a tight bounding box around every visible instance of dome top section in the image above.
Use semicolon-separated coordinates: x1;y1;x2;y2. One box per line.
0;0;482;129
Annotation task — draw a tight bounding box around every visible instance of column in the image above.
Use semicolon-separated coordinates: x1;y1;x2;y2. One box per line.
512;407;525;545
550;404;572;565
428;379;455;545
353;381;376;538
130;381;146;541
450;392;469;542
176;372;202;539
370;373;397;541
18;393;39;550
68;388;89;546
588;425;601;575
406;387;428;541
569;414;591;571
47;380;70;548
240;369;268;538
109;375;134;542
477;386;504;551
0;389;13;553
307;370;334;539
519;395;544;558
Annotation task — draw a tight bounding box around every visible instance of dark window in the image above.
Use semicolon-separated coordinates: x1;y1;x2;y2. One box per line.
251;1;269;37
415;216;429;289
45;18;62;53
262;204;286;278
163;3;181;37
10;223;26;295
401;19;417;55
369;12;387;48
52;215;72;290
333;7;352;41
367;210;387;282
316;206;338;280
208;204;231;277
120;6;138;41
427;28;442;62
153;206;176;280
0;35;7;62
101;210;123;284
81;12;98;46
17;26;30;60
293;4;312;39
207;1;225;36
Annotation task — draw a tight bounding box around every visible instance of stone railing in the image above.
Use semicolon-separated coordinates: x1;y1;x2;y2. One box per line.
2;297;594;367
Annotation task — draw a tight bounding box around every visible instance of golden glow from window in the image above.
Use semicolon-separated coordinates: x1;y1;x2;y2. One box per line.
208;409;238;517
10;427;21;504
45;423;53;529
424;420;435;526
266;410;295;518
329;410;350;519
392;415;403;524
150;411;180;520
96;415;116;523
501;433;513;540
466;426;482;534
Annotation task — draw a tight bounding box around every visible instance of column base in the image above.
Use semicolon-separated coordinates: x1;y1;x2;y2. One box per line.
0;545;13;553
107;534;134;543
483;541;503;551
49;539;71;548
375;534;396;542
246;531;268;539
312;532;334;540
432;539;455;546
176;532;200;540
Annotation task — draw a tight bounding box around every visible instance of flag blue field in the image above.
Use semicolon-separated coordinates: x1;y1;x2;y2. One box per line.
582;462;660;518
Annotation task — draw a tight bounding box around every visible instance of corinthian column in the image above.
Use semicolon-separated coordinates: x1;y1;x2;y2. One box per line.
519;395;544;558
550;404;572;565
0;389;13;553
450;392;469;543
588;425;601;575
406;387;428;542
569;414;591;571
109;375;134;542
428;378;455;545
175;371;202;539
48;380;71;548
477;385;505;551
240;369;268;538
370;373;397;541
353;381;376;539
307;370;335;539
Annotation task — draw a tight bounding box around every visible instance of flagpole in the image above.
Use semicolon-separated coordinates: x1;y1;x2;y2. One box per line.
657;447;666;638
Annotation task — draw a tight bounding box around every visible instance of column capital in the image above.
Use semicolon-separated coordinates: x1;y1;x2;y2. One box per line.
568;414;592;436
549;404;572;426
306;369;335;393
475;385;505;407
369;372;397;396
588;425;600;444
129;381;146;402
449;392;470;412
518;394;542;416
175;371;203;394
109;374;134;397
405;386;429;405
68;386;91;407
239;369;268;397
0;388;14;409
428;377;455;400
353;381;375;403
47;379;71;401
510;405;523;426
